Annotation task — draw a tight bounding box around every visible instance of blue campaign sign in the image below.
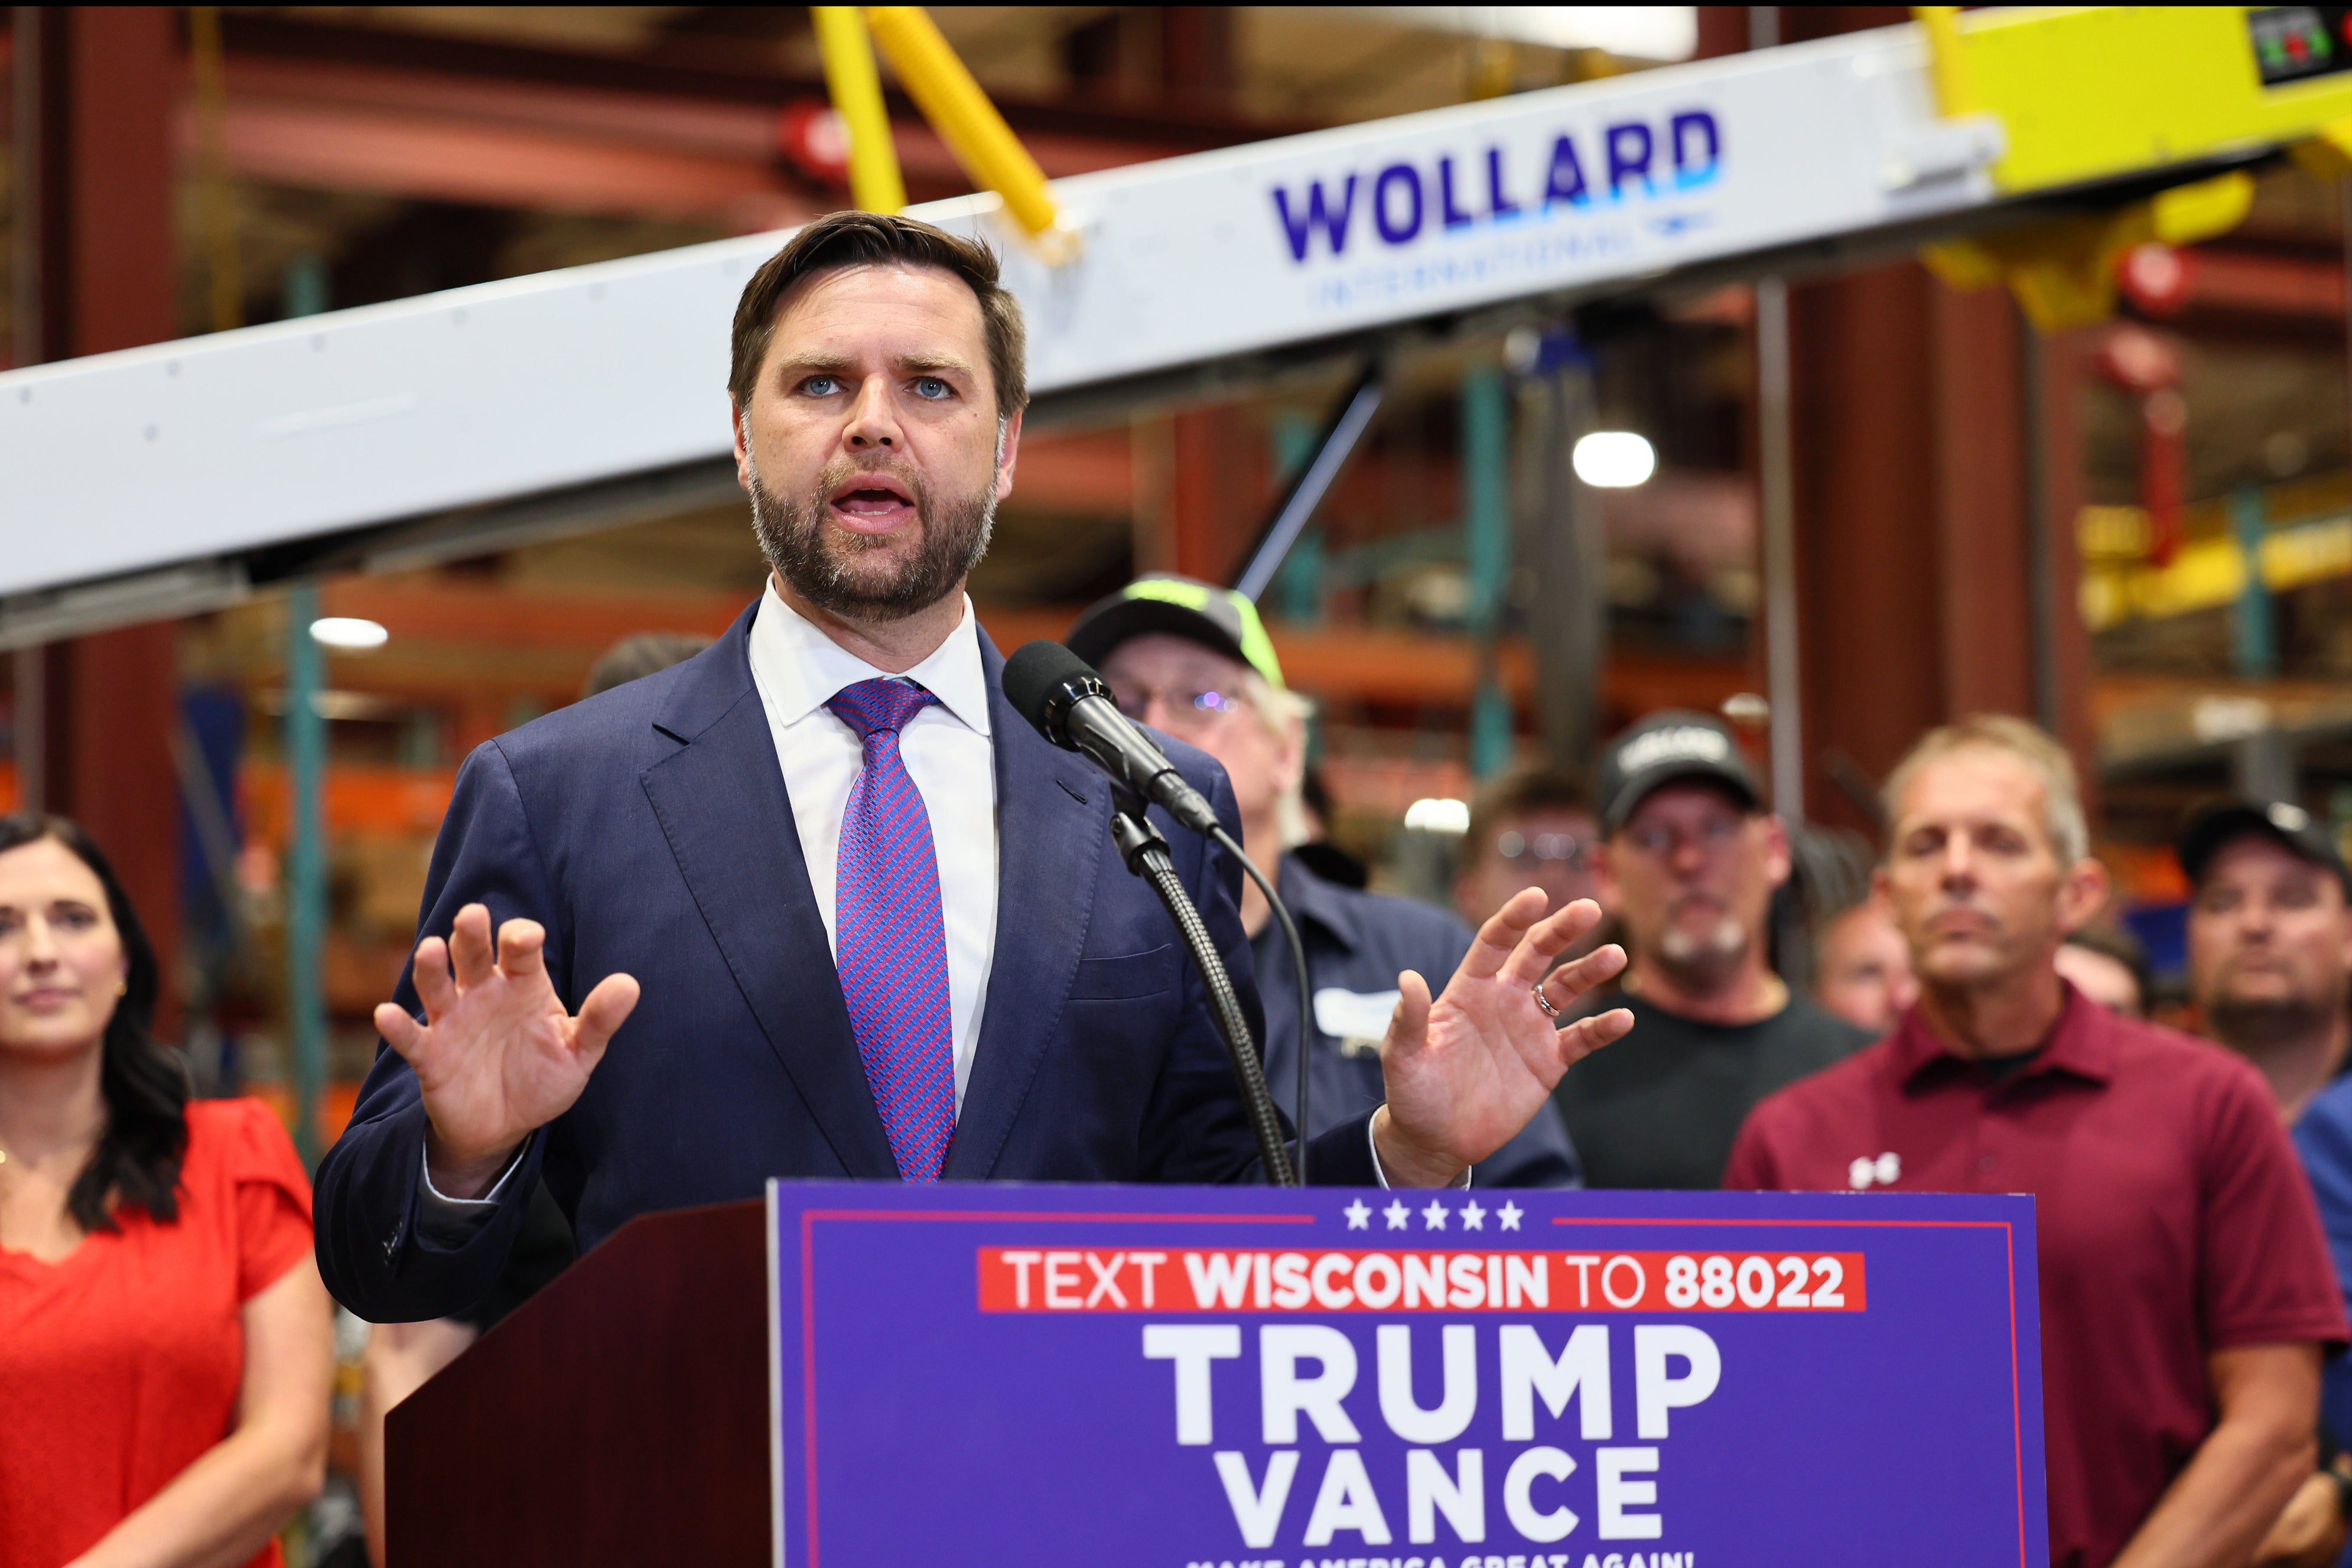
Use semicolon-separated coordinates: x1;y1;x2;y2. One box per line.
767;1182;2045;1568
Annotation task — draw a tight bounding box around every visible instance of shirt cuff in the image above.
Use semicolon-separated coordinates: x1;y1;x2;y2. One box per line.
415;1133;533;1244
1365;1115;1472;1190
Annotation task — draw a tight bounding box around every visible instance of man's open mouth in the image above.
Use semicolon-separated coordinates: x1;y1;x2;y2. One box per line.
829;474;916;523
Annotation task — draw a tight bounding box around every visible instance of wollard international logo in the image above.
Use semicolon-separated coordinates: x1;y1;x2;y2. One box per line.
1267;109;1725;266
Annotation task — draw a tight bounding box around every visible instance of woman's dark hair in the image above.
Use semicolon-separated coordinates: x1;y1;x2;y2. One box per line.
0;814;188;1231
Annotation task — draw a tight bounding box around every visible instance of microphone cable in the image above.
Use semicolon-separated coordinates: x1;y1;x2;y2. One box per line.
1212;829;1314;1187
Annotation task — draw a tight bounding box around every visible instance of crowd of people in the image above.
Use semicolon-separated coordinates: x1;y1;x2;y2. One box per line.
10;562;2352;1568
0;607;2321;1568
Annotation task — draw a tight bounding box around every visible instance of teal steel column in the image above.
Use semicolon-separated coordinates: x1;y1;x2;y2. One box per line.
285;254;330;1167
1463;366;1512;778
1271;410;1325;626
282;252;328;320
287;584;326;1166
2232;487;2275;679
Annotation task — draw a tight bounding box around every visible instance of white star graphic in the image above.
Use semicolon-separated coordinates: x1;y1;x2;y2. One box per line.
1343;1199;1371;1230
1459;1199;1486;1231
1384;1199;1411;1231
1421;1199;1449;1230
1498;1201;1524;1232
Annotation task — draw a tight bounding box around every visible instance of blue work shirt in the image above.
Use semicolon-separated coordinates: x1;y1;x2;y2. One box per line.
1250;855;1583;1188
2293;1073;2352;1443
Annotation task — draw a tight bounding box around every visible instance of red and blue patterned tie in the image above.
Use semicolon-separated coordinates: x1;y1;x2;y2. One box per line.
826;678;956;1183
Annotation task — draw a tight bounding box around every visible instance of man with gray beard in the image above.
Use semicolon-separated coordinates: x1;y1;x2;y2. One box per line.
1550;711;1871;1188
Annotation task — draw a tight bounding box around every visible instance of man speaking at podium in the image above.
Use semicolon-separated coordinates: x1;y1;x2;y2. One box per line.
314;212;1631;1322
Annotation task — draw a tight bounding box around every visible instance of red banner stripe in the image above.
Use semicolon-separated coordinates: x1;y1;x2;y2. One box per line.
977;1248;1866;1313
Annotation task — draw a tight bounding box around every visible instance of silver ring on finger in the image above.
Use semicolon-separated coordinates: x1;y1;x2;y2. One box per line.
1531;978;1562;1020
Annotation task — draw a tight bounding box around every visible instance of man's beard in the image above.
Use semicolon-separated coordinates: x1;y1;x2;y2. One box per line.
2208;984;2335;1051
747;456;995;623
1652;902;1750;992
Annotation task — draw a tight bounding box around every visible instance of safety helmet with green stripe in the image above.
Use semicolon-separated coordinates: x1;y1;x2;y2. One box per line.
1063;574;1286;689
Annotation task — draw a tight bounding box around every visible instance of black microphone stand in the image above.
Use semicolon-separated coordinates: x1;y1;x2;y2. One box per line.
1107;787;1298;1187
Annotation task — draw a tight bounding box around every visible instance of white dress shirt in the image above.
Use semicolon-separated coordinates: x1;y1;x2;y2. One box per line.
743;580;999;1108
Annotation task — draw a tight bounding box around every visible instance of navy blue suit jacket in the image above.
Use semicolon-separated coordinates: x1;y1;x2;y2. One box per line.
315;606;1379;1321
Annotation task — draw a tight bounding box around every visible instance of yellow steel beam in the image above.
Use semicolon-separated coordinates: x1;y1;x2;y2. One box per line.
812;6;906;214
864;6;1073;258
1905;6;2352;328
1947;6;2352;194
1921;167;2254;329
1914;6;1975;116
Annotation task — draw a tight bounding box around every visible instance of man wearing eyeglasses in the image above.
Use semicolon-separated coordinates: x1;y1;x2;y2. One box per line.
1069;576;1582;1188
1550;709;1872;1188
1455;767;1609;932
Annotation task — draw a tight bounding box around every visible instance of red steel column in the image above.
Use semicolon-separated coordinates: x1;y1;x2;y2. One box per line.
1142;7;1264;585
1777;5;2094;832
12;6;184;1024
1787;259;2096;832
1167;407;1267;581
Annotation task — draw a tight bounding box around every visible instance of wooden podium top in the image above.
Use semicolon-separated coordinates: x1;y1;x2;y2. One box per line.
385;1198;771;1567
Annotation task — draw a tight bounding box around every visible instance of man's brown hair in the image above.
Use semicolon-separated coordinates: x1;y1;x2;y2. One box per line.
727;210;1028;419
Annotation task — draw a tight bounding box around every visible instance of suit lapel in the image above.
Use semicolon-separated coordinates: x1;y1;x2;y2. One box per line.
944;633;1107;1179
638;613;900;1180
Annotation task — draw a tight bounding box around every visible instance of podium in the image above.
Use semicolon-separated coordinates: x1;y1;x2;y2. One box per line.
384;1200;771;1567
391;1182;2048;1568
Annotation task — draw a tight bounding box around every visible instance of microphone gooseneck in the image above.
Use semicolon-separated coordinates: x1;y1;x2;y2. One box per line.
1108;806;1296;1186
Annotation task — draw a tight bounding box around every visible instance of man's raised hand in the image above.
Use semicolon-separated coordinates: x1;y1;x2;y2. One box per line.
375;903;640;1199
1371;890;1632;1188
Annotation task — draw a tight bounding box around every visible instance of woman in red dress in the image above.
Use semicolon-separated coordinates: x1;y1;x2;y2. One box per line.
0;815;330;1568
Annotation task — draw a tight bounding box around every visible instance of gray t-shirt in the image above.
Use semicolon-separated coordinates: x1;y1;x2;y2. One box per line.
1551;990;1873;1190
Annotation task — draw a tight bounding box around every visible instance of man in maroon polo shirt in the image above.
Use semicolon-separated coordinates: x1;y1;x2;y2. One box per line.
1726;715;2346;1568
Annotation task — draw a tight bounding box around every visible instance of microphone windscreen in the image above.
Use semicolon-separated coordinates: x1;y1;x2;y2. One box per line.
1003;640;1097;737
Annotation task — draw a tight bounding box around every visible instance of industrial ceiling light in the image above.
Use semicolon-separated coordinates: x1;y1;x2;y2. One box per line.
310;616;389;650
1572;431;1656;489
1404;797;1471;835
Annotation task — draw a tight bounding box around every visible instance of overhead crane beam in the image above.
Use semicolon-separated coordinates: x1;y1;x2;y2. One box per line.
3;8;2348;643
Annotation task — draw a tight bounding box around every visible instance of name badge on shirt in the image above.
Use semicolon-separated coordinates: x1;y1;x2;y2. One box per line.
1313;987;1400;1058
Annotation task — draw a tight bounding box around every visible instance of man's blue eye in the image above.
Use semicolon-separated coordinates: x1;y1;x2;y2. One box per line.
803;376;841;396
913;377;950;399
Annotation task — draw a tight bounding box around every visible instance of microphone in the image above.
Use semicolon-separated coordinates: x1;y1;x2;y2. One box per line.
1005;637;1318;1183
1003;642;1223;838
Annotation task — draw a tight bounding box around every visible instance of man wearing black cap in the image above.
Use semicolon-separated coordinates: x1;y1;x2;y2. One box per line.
1067;574;1582;1187
2183;801;2352;1123
1550;710;1871;1189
